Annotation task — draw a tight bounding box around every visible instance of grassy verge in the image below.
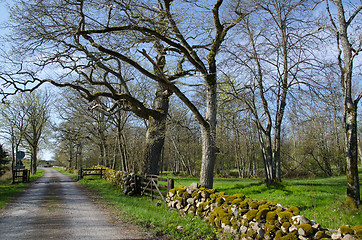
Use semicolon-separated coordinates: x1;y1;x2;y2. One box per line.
172;173;362;230
0;169;44;209
77;178;217;240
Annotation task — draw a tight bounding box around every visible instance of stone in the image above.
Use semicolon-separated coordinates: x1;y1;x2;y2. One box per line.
292;215;310;225
186;198;195;205
257;228;265;238
290;225;298;232
342;234;356;240
298;236;310;240
264;235;272;240
332;232;342;240
177;225;184;231
240;225;248;234
189;182;199;190
312;223;321;231
298;227;308;236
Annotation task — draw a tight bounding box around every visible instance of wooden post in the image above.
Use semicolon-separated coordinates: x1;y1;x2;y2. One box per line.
167;178;174;191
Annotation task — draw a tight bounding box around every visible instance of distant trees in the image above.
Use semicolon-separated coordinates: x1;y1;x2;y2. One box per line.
0;91;50;174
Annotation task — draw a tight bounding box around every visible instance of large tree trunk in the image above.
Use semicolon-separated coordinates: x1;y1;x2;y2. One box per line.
334;0;361;209
344;101;360;209
199;82;217;189
142;83;170;175
30;144;37;174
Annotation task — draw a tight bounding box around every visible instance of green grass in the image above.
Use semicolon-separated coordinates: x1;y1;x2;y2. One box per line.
172;173;362;229
55;167;361;238
77;179;217;240
0;169;44;209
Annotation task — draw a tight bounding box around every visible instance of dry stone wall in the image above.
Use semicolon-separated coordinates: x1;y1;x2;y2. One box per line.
166;183;362;240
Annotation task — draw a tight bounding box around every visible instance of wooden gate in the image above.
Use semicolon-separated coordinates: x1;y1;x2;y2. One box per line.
78;168;105;180
12;169;30;184
140;175;174;201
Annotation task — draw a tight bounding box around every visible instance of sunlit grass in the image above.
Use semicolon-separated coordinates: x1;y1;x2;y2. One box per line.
0;169;44;209
173;173;362;229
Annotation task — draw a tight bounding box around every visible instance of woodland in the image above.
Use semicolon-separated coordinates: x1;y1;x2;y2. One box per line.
0;0;361;209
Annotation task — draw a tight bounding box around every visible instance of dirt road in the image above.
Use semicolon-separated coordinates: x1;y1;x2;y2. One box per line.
0;168;156;240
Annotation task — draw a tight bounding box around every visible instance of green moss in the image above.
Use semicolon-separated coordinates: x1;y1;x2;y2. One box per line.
224;195;236;203
266;211;278;224
258;204;270;210
287;206;300;216
232;223;238;230
298;224;313;236
247;229;257;238
246;209;258;221
239;201;249;209
191;191;200;198
265;223;276;235
176;186;186;196
182;191;190;198
221;216;231;225
216;197;224;205
275;230;283;240
280;231;298;240
237;209;249;218
282;222;290;230
231;198;243;205
169;188;176;195
248;200;260;209
209;214;216;226
241;218;249;227
255;208;269;222
339;225;354;235
352;225;362;238
278;211;293;223
345;196;358;209
314;231;326;239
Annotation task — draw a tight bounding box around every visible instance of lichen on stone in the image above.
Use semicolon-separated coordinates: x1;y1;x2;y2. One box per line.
287;206;300;216
266;211;278;224
246;209;258;221
278;211;293;223
297;223;313;236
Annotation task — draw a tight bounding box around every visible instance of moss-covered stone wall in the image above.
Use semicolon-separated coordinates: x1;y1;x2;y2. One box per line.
166;184;362;240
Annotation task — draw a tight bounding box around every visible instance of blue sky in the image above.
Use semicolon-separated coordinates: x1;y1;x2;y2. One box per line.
0;0;56;161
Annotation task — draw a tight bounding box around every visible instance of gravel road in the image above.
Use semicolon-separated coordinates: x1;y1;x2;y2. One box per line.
0;168;157;240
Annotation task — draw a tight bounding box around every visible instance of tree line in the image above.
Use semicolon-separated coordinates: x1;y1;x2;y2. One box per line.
0;0;360;208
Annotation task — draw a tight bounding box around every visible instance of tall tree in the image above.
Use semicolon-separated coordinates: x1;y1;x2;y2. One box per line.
2;0;246;188
21;92;50;174
325;0;362;209
226;0;319;184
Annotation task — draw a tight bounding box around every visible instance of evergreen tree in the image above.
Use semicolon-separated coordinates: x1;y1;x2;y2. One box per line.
0;144;9;177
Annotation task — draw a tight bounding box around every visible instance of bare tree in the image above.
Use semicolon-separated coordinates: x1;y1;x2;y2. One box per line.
225;0;320;184
1;0;246;188
325;0;362;208
0;91;50;174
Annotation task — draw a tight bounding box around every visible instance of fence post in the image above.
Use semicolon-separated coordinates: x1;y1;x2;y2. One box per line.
167;178;174;191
